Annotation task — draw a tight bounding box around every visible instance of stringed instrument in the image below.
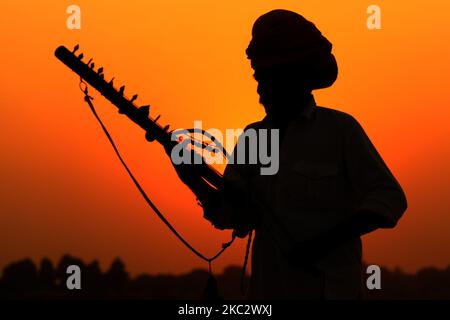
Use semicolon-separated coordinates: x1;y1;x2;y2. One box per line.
54;44;224;206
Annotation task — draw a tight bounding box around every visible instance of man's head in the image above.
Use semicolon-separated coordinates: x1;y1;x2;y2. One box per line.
246;10;338;119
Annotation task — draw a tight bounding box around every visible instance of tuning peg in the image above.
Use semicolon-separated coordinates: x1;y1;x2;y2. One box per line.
119;86;125;95
138;105;150;117
90;62;95;69
130;94;138;103
154;115;161;122
108;77;115;86
78;53;84;59
72;44;80;53
98;67;104;74
145;131;156;142
163;125;170;132
87;58;93;66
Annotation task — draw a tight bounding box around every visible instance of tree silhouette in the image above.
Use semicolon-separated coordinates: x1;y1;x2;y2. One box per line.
0;256;449;299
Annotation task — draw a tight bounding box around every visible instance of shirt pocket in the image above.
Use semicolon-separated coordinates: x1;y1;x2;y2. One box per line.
285;162;339;209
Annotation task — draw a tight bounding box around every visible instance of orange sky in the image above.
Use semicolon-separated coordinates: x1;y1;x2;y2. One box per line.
1;0;450;276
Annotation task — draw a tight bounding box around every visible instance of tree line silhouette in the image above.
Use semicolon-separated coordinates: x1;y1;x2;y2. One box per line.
1;255;449;299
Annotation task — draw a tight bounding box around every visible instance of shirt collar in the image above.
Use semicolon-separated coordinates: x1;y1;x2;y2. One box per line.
262;95;316;126
302;95;316;120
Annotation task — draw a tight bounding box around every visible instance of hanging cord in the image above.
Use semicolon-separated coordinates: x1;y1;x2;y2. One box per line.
240;230;253;296
78;79;235;269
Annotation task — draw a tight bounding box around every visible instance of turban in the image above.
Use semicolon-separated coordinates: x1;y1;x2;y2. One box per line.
246;9;338;89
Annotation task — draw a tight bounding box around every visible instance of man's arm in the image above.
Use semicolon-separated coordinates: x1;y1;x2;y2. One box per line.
202;126;263;238
342;114;408;229
202;162;261;238
293;114;407;261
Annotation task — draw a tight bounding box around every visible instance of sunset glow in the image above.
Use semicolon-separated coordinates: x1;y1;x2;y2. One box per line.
1;0;449;275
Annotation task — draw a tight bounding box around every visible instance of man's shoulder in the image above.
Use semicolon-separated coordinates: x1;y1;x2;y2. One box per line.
243;119;266;131
315;106;359;127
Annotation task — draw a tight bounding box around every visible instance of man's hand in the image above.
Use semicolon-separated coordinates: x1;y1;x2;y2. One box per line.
287;209;387;271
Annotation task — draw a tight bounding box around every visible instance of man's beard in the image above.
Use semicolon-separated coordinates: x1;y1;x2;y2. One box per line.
259;88;312;125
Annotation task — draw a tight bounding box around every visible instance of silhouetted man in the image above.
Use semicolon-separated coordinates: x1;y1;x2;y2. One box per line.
178;9;407;299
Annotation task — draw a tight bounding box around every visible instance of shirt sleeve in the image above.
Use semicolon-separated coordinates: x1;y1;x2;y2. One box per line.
342;114;407;228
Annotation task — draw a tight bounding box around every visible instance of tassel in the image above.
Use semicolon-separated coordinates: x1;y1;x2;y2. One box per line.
203;262;222;301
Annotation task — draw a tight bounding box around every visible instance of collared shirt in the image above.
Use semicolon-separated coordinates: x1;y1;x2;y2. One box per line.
218;97;407;299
